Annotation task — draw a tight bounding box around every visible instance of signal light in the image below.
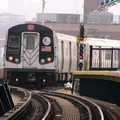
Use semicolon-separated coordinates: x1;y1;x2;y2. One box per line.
77;24;85;71
80;24;84;41
80;44;83;49
76;37;84;44
79;63;83;70
80;49;83;55
80;51;83;55
79;44;84;70
79;56;83;59
80;44;83;56
80;25;84;32
80;37;84;40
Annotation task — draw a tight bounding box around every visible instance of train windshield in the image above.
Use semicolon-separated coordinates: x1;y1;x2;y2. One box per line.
8;35;20;51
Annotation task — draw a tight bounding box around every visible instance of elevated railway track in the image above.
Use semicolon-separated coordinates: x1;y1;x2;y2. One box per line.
0;86;119;120
0;68;120;119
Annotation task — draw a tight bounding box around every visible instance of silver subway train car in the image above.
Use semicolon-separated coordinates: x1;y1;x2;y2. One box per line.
4;23;77;88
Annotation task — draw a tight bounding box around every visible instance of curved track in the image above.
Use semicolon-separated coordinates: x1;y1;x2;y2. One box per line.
39;90;120;120
23;93;54;120
2;87;120;120
41;91;103;120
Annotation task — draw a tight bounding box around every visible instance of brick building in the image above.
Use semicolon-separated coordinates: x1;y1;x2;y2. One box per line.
84;0;101;23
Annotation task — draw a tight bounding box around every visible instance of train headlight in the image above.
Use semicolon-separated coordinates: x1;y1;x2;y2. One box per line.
47;57;52;62
41;59;45;64
15;58;19;63
8;56;13;61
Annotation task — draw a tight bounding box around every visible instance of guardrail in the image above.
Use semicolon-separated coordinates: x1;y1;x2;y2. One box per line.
0;83;14;117
0;67;6;84
72;71;120;106
0;86;31;120
32;93;54;120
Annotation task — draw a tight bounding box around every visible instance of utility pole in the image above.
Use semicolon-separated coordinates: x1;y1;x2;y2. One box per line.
42;0;46;25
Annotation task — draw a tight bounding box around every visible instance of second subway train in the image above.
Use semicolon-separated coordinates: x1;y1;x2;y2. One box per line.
4;23;77;88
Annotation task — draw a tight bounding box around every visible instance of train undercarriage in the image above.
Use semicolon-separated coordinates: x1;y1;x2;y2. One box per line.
6;70;71;89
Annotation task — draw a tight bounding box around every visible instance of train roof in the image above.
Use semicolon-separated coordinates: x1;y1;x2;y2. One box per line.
86;37;120;48
56;33;76;41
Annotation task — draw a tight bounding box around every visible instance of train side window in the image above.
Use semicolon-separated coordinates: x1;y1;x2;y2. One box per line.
65;42;68;55
69;42;72;70
73;43;76;56
114;50;118;61
26;36;35;49
61;41;64;70
105;50;111;60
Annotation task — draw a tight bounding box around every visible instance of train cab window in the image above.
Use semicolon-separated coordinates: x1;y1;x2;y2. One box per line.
105;50;111;60
114;50;118;61
8;35;20;49
26;36;35;49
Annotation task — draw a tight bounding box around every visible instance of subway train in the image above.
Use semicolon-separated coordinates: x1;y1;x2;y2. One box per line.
4;23;120;88
4;23;77;88
0;39;5;67
83;37;120;70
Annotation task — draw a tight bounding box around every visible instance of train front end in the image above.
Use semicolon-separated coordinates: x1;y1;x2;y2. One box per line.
4;23;56;88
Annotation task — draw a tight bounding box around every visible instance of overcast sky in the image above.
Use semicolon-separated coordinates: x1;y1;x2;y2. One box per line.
0;0;120;16
0;0;83;14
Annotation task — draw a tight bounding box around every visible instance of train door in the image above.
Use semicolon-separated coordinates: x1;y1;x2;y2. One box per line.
22;32;39;68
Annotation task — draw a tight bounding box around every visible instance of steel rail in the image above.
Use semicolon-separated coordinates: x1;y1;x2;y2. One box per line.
43;91;104;120
31;92;53;120
78;95;104;120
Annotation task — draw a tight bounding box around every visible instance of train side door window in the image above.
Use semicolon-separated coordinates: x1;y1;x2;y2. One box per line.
69;42;72;71
114;50;118;61
26;36;35;49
